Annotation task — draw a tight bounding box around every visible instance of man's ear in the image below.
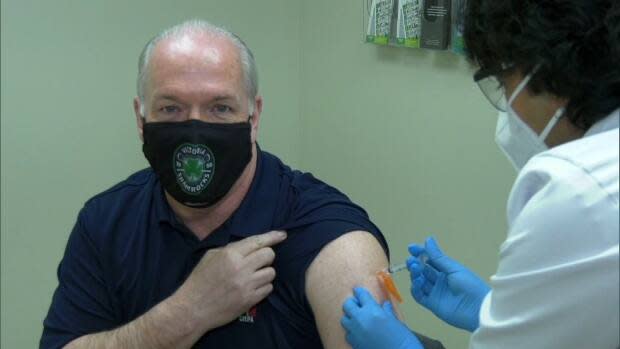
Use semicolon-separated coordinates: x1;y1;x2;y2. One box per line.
133;97;145;142
250;96;263;144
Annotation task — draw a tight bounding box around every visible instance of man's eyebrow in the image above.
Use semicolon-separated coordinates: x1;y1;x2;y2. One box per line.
212;95;239;103
152;95;183;103
152;95;239;103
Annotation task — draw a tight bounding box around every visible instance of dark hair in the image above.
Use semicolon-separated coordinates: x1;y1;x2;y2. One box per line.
463;0;620;130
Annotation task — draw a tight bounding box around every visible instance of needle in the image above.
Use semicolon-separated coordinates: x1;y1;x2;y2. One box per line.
387;253;428;274
388;263;408;274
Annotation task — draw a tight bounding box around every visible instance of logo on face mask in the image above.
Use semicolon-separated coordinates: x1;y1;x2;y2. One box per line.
173;144;215;195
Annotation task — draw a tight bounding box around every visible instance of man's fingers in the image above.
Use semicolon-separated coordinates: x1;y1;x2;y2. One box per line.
252;267;276;287
233;231;287;256
245;247;276;270
252;283;274;303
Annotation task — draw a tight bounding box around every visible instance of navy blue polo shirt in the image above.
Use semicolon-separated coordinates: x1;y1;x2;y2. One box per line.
41;149;388;349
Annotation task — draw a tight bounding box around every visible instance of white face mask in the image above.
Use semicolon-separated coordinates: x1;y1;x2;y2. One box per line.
495;70;565;171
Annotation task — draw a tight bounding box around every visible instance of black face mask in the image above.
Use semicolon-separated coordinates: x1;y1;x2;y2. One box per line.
142;119;252;208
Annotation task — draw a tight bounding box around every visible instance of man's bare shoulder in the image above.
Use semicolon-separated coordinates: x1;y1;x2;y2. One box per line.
306;231;388;349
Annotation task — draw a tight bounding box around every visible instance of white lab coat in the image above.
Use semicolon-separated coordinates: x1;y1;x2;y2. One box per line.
470;109;620;349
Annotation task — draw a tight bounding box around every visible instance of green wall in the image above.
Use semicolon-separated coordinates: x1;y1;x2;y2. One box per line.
1;1;514;348
1;1;301;347
297;1;513;348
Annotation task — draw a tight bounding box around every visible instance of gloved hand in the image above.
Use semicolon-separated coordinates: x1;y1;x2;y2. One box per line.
408;237;490;332
342;287;423;349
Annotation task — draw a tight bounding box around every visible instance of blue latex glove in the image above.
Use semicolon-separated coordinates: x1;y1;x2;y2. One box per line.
407;237;491;332
342;287;423;349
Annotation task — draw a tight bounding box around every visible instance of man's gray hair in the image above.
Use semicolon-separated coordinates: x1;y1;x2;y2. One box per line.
136;19;258;112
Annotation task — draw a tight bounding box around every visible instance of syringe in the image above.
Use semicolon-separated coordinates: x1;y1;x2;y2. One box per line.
387;253;428;274
388;262;408;274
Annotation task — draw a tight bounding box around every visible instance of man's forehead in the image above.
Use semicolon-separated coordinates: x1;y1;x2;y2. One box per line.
149;32;241;75
143;32;245;100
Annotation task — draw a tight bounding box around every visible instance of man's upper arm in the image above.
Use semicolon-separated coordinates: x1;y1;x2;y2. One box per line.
41;210;117;348
305;230;389;349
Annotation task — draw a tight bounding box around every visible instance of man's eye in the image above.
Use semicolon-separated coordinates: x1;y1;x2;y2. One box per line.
160;105;181;113
213;105;233;114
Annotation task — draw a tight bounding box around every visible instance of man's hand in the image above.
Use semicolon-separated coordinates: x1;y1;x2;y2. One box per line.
64;230;287;349
408;237;490;332
342;287;423;349
176;230;287;331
